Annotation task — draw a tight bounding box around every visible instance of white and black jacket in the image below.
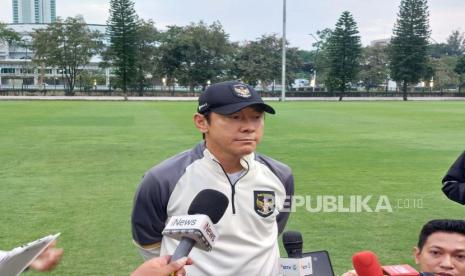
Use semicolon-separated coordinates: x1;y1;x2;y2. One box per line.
132;142;294;276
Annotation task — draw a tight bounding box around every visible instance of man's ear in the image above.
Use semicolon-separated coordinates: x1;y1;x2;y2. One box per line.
193;113;209;134
413;246;421;265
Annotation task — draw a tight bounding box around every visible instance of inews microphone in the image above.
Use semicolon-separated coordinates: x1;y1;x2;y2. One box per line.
162;189;229;262
282;231;303;258
352;251;384;276
353;251;434;276
280;231;313;276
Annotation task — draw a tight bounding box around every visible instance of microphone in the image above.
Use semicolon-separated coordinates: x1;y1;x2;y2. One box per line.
280;231;313;276
352;251;384;276
162;189;229;262
352;251;434;276
282;231;303;258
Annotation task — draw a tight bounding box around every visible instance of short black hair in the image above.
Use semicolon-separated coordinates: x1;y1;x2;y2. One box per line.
417;219;465;251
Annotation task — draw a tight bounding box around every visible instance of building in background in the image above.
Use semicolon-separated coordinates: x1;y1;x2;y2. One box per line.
0;23;110;90
0;1;115;91
13;0;56;24
370;38;390;48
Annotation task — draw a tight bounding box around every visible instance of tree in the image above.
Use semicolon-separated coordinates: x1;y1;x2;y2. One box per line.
155;21;232;91
429;43;448;59
233;34;302;91
234;34;282;88
311;28;333;91
285;47;304;89
359;45;389;92
153;25;184;89
454;55;465;92
326;11;362;100
0;22;20;43
389;0;430;100
105;0;139;95
431;56;459;91
177;21;232;90
294;50;314;81
430;31;465;58
133;19;158;95
31;16;102;95
446;30;465;56
421;61;435;91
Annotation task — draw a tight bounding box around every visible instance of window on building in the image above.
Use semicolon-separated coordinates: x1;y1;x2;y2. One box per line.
1;68;16;74
20;68;35;74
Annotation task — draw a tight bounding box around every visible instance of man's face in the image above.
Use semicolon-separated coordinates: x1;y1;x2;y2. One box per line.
414;232;465;276
202;106;265;158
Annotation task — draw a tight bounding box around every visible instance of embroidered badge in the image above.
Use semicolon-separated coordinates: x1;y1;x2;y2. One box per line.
233;84;252;98
254;190;275;217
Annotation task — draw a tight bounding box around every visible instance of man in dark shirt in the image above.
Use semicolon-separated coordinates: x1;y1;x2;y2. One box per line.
442;151;465;205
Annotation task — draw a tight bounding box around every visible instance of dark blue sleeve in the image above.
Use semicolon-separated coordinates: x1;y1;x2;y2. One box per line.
131;171;170;246
277;173;294;234
442;151;465;205
131;144;205;246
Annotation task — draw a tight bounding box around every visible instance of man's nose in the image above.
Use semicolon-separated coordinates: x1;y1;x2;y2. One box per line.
240;117;256;132
439;254;454;270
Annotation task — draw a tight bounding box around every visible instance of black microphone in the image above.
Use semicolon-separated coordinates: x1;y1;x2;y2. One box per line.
282;231;303;258
162;189;229;262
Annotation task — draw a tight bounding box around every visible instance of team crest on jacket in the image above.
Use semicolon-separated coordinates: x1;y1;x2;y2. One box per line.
254;191;275;217
233;84;252;98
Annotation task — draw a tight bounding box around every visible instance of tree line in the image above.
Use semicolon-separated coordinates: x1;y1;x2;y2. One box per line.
1;0;465;100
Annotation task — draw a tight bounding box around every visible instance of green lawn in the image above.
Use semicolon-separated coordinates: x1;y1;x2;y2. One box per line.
0;100;464;275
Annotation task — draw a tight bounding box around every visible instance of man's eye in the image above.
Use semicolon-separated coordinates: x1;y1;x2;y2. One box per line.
430;250;441;256
457;254;465;261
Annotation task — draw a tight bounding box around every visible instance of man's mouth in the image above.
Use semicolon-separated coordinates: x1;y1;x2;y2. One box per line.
436;272;454;276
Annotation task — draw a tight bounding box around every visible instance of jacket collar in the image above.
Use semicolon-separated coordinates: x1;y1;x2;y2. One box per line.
195;141;255;171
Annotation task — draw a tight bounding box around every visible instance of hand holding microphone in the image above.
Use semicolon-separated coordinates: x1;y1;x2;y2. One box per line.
161;189;229;263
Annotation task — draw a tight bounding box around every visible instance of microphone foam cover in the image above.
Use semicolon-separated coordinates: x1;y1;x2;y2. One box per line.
283;231;303;244
352;251;384;276
188;189;229;224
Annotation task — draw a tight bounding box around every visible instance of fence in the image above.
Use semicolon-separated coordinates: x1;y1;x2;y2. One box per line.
1;87;465;98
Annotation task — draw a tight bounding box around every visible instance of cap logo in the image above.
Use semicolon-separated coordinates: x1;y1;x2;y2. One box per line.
233;84;252;98
198;103;209;113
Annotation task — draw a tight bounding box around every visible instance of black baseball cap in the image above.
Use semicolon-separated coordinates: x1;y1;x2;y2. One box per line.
197;81;275;115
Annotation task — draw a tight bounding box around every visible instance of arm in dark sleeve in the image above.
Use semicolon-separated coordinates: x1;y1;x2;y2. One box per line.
442;151;465;205
277;173;294;234
131;171;170;252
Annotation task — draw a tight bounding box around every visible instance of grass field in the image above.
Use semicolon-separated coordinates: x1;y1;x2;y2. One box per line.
0;100;464;275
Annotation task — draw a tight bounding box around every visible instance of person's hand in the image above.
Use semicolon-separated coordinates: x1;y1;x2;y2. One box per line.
29;240;63;272
342;270;358;276
131;255;193;276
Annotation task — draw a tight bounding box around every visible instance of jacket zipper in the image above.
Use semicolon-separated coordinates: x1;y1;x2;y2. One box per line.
214;159;250;214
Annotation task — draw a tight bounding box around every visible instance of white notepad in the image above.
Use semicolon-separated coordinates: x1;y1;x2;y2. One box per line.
0;233;60;276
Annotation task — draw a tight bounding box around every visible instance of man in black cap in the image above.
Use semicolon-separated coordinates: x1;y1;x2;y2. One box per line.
442;151;465;205
131;81;294;275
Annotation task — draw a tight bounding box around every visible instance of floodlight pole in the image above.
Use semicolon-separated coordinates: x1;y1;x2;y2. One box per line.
281;0;287;101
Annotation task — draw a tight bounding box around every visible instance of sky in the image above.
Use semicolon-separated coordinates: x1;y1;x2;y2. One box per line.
1;0;464;50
